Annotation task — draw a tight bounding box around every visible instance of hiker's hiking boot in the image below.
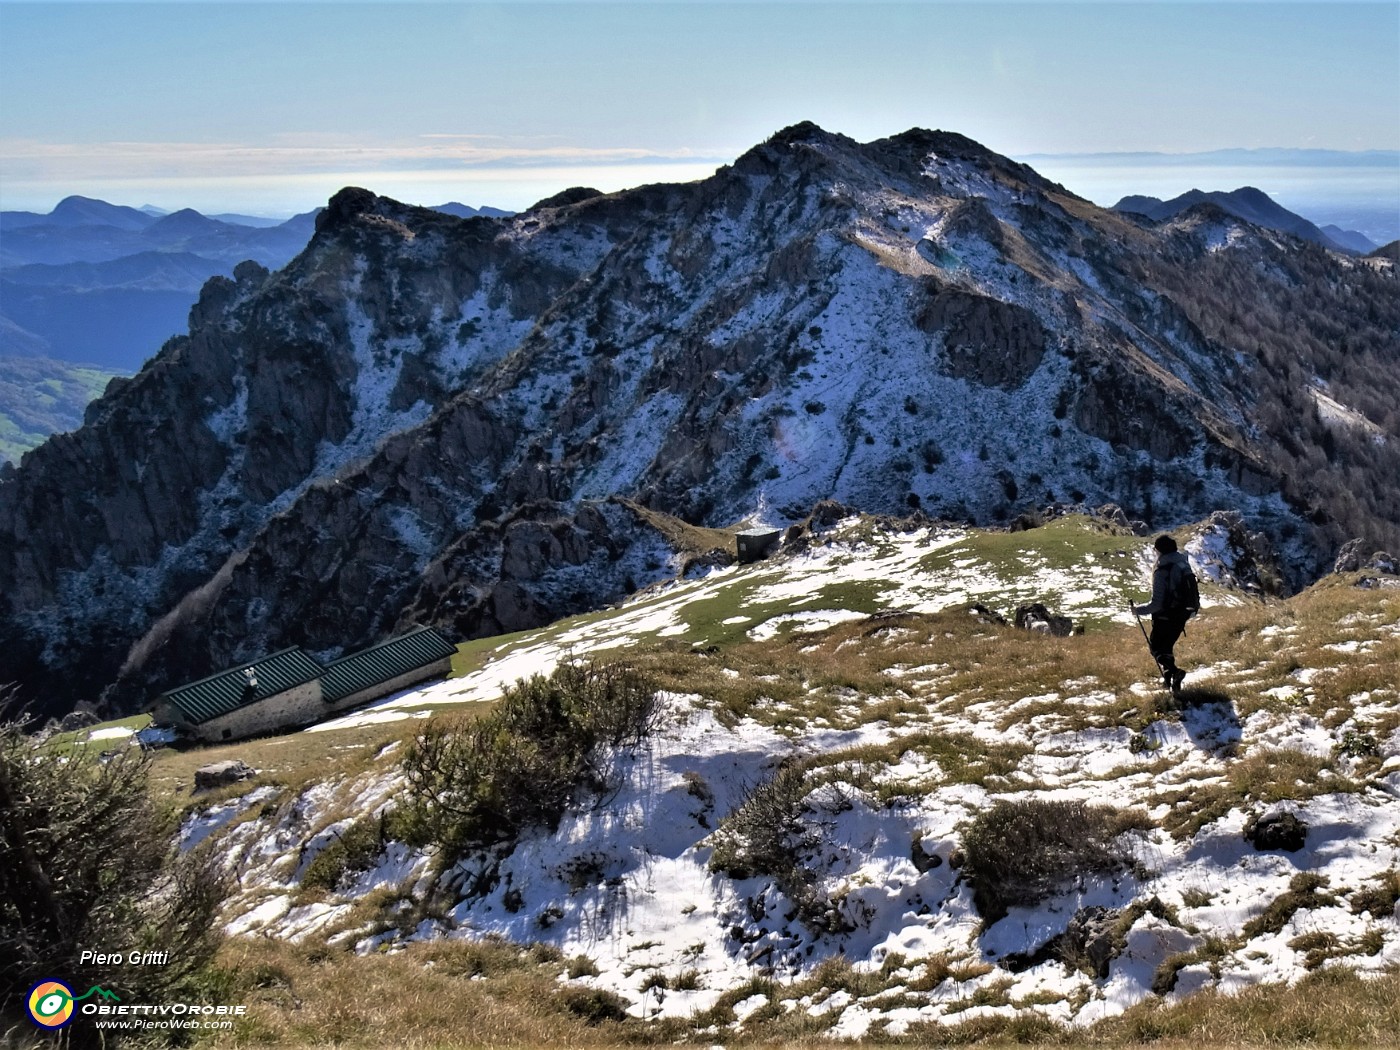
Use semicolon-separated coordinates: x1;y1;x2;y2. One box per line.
1170;668;1186;696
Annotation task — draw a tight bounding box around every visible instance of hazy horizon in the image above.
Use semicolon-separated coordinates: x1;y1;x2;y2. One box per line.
5;142;1397;245
3;1;1396;234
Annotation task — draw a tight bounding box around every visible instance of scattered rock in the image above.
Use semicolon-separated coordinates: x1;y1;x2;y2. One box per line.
969;603;1008;626
1244;810;1307;852
1334;539;1365;573
679;549;732;579
808;499;852;528
1191;511;1280;594
910;836;944;873
1001;904;1123;978
193;760;257;793
1063;906;1122;980
1333;540;1396;576
1355;575;1400;590
1013;602;1074;637
1096;503;1131;529
58;709;100;732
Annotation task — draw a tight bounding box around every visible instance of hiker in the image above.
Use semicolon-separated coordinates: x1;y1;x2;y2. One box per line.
1133;535;1197;694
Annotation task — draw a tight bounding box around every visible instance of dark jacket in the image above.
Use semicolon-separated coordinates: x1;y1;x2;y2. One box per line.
1134;550;1191;617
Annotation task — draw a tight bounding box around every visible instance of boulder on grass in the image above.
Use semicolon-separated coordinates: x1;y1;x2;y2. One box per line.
1014;602;1074;637
1335;539;1398;576
1244;810;1307;852
194;760;256;793
969;603;1008;626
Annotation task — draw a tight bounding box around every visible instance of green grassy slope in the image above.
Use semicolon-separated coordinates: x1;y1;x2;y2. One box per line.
0;355;125;464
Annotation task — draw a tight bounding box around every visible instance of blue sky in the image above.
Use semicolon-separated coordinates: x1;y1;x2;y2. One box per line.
1;1;1397;219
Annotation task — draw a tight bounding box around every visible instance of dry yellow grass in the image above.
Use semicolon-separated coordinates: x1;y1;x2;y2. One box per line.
195;935;1400;1048
111;531;1398;1050
201;938;632;1049
147;721;406;804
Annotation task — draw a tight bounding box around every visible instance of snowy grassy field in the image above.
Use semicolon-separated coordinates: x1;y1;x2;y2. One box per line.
76;513;1400;1046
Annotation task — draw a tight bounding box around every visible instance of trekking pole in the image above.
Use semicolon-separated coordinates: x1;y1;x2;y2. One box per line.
1131;601;1168;702
1131;601;1152;654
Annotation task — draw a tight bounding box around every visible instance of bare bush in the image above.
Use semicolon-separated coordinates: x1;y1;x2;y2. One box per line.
707;765;855;933
961;798;1148;924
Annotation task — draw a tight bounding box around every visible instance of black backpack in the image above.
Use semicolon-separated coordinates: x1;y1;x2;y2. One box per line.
1166;561;1201;619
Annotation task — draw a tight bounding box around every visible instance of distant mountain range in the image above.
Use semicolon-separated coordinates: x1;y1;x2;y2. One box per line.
0;197;514;462
1112;187;1378;254
1029;146;1400;167
0;198;324;372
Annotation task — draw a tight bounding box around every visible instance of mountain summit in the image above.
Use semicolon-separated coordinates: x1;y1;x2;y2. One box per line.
1;124;1396;720
1112;186;1372;252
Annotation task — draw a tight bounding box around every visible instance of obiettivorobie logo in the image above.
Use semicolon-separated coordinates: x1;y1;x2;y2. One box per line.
26;977;248;1031
26;980;120;1029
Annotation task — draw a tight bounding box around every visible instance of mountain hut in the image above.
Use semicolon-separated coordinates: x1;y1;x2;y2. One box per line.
148;626;457;743
149;648;325;744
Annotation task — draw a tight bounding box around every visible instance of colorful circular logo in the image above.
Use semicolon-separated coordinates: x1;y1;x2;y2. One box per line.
27;980;75;1029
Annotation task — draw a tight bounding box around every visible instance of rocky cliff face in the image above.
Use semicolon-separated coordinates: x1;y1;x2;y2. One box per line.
2;123;1396;719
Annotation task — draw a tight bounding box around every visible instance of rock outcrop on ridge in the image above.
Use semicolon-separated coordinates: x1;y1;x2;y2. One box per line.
1;123;1397;718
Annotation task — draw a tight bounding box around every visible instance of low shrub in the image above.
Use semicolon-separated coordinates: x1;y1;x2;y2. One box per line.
1336;729;1379;758
708;764;810;882
400;660;659;858
1152;935;1236;995
1243;872;1337;938
1350;868;1400;918
1180;886;1214;908
707;765;855;933
960;798;1149;923
565;954;599;979
559;986;630;1025
300;816;390;894
1289;930;1341;970
671;968;703;991
0;718;228;1016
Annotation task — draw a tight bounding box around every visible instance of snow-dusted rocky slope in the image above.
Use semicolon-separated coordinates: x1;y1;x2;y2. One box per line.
4;123;1397;723
178;514;1400;1037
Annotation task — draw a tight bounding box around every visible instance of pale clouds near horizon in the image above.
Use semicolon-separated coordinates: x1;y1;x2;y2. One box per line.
3;134;1396;229
3;2;1395;218
0;133;740;213
0;137;731;179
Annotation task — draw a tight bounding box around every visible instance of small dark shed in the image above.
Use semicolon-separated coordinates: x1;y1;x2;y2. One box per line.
736;527;781;564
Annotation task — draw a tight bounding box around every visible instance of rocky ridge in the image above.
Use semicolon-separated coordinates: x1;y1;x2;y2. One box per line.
1;123;1397;720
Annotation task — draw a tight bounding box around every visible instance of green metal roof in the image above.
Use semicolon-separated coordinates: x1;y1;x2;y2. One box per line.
157;647;324;725
320;626;456;704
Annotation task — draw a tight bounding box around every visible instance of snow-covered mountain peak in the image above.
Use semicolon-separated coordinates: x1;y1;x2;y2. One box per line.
2;124;1396;730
